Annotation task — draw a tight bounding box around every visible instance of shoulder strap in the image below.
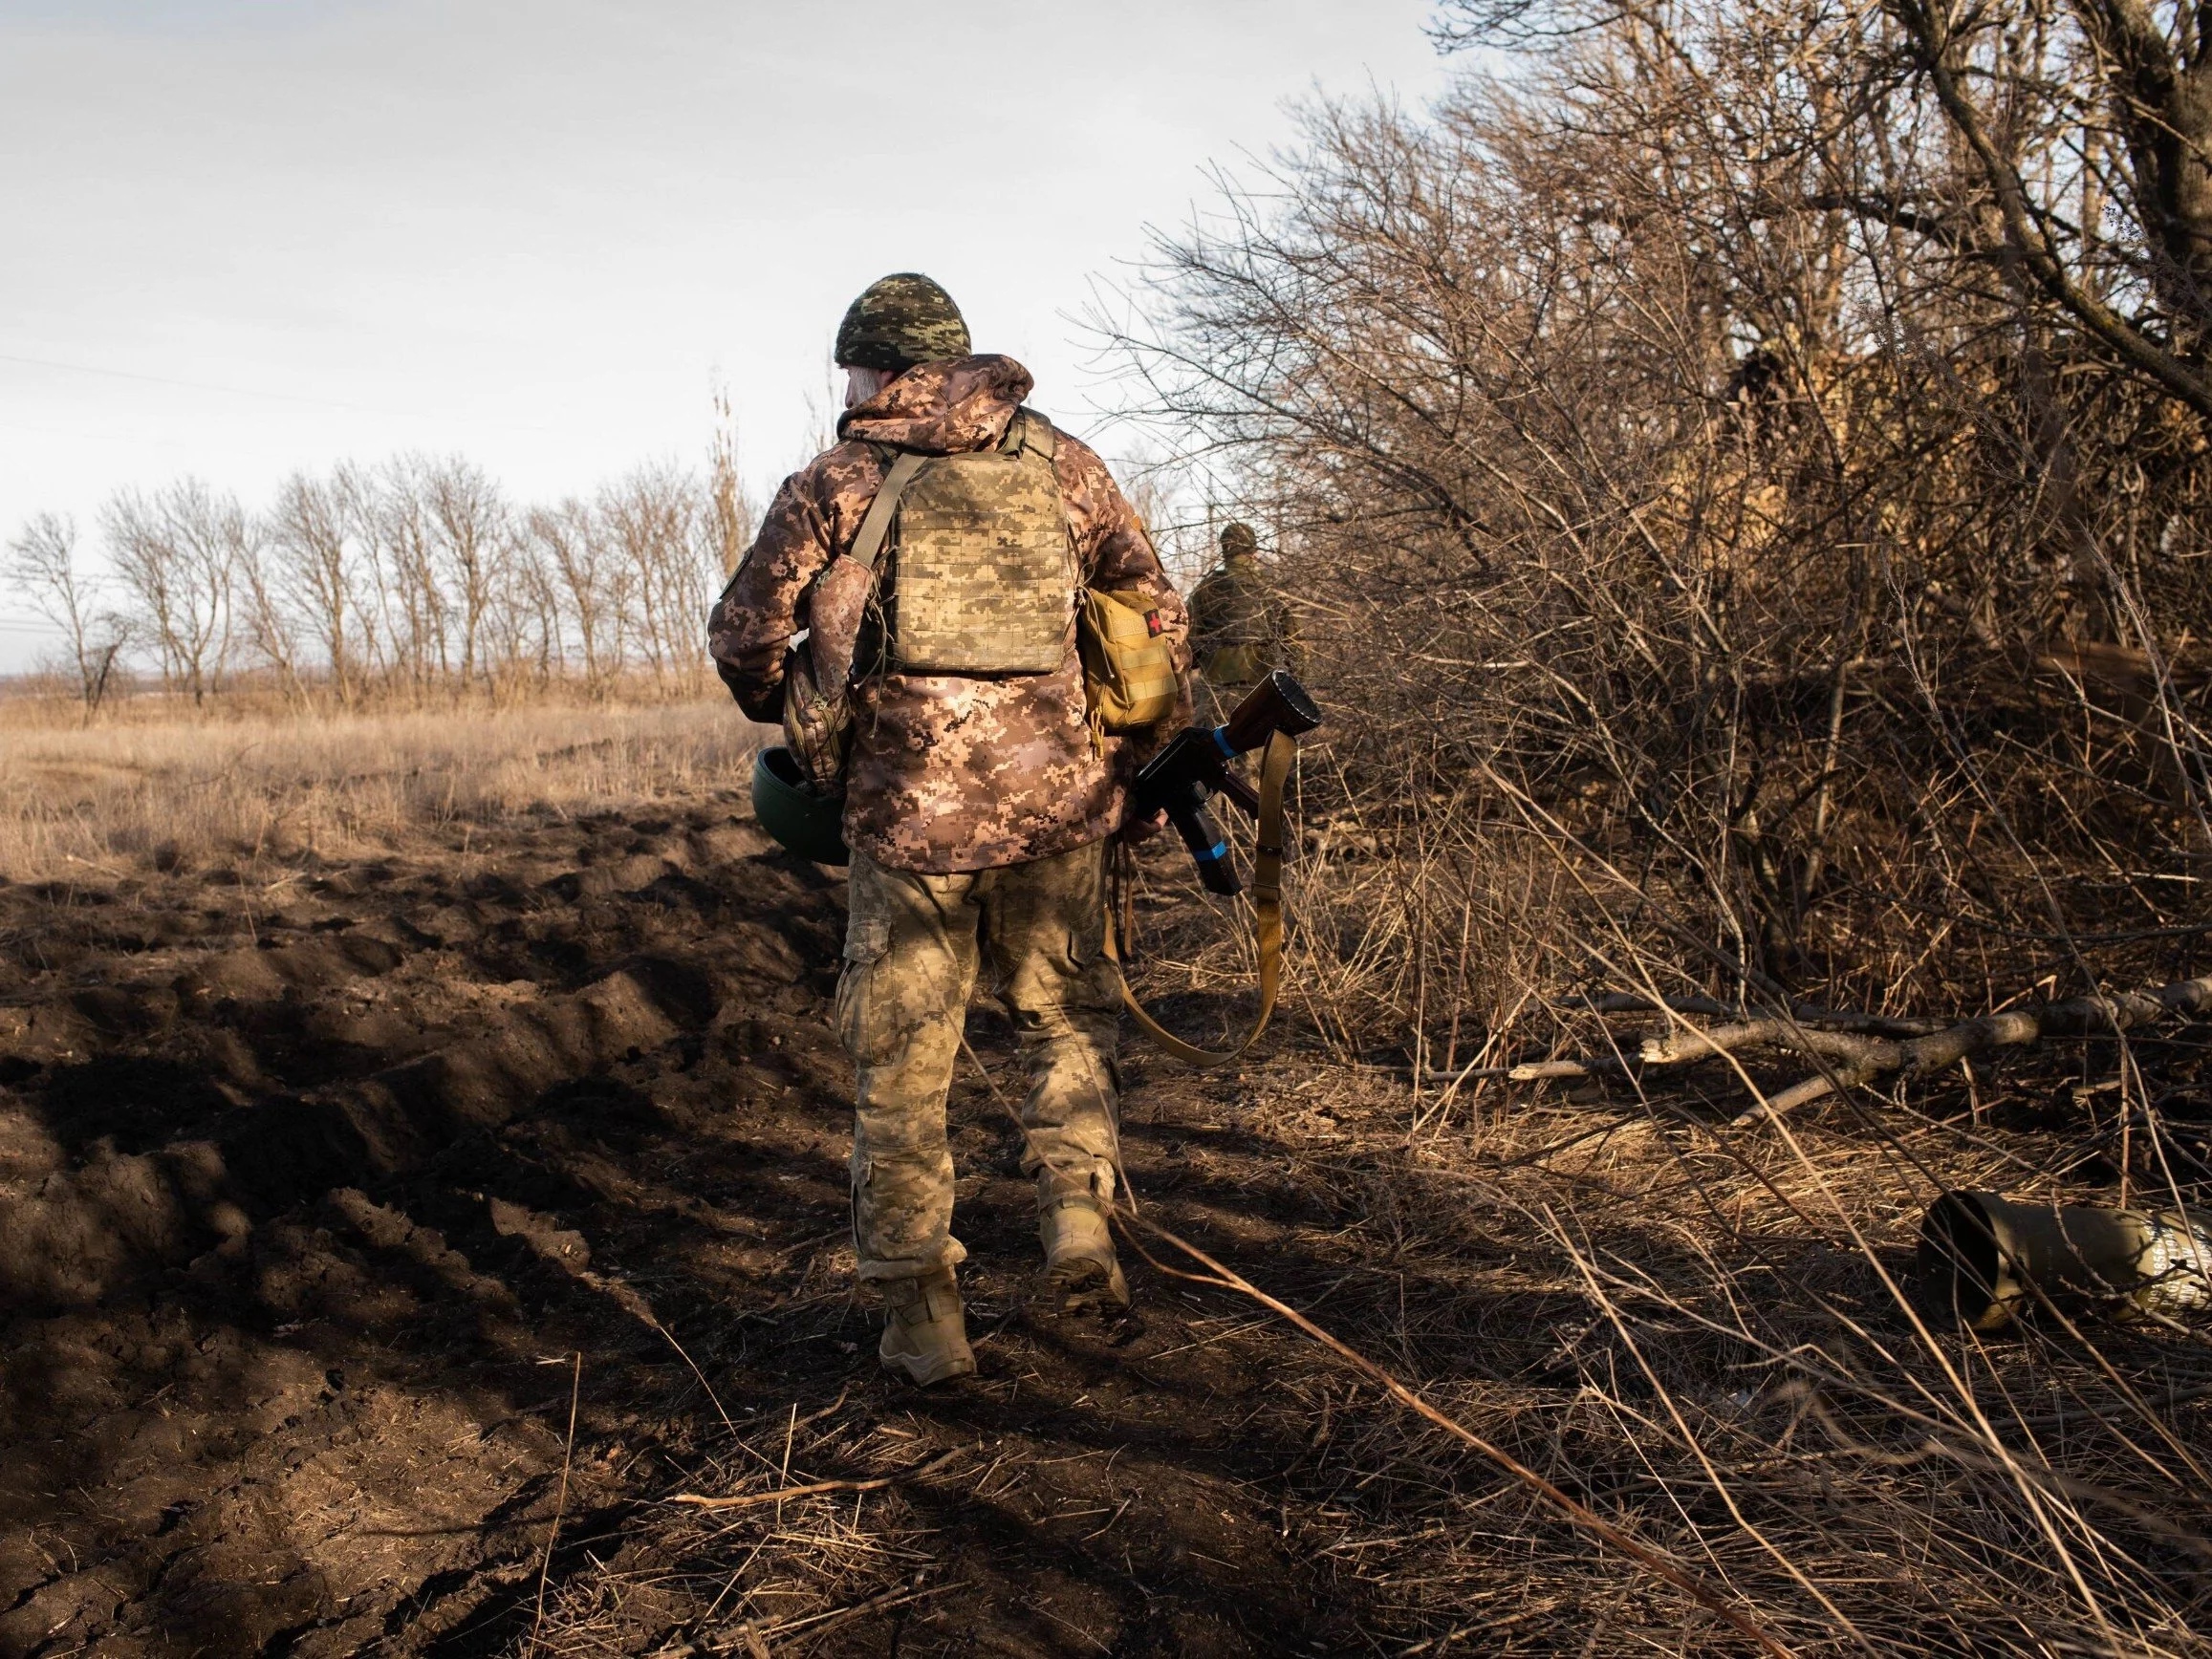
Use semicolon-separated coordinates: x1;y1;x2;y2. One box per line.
849;450;927;573
1002;407;1058;462
1104;730;1294;1066
852;413;1052;568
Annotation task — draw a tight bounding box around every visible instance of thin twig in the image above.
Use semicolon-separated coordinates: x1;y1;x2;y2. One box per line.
668;1449;961;1511
528;1350;583;1657
750;1580;960;1640
1108;1206;1797;1658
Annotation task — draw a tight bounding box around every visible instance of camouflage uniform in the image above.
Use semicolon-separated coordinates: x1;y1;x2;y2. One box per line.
839;841;1120;1280
1189;522;1298;694
709;316;1191;1287
710;353;1190;872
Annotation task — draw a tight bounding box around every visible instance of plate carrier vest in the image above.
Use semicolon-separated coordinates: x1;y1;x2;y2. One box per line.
863;407;1075;676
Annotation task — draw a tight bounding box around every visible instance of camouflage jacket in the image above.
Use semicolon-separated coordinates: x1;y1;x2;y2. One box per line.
708;355;1193;873
1189;555;1300;688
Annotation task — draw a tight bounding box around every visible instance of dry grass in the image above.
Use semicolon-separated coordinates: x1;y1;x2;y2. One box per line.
1102;759;2212;1654
1257;1059;2212;1655
0;698;769;882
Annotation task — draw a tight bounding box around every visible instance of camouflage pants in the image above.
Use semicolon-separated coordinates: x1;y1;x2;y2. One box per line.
836;840;1123;1282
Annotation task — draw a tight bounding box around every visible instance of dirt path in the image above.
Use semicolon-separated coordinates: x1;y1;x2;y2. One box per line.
0;799;1412;1657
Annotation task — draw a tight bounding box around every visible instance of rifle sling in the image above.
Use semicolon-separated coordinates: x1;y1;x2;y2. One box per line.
1105;729;1294;1066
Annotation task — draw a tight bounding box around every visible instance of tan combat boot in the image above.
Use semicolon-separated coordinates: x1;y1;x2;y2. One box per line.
1039;1197;1132;1312
878;1267;976;1386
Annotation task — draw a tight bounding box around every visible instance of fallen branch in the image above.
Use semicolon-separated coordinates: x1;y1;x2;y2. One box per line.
1574;993;1942;1038
668;1448;960;1511
1509;1056;1630;1081
1509;999;1947;1082
1514;977;2204;1088
1642;1021;1896;1067
1735;972;2212;1128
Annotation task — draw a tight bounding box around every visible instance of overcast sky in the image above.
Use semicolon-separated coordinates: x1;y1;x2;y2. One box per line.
0;0;1456;669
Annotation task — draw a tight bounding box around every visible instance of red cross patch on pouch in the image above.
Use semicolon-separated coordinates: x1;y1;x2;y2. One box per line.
1144;611;1162;636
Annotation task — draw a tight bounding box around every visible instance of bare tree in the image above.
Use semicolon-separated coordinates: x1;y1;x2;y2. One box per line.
7;512;130;719
599;464;719;696
420;456;509;695
26;431;735;709
269;469;365;705
529;500;620;697
103;480;240;705
358;458;449;697
500;527;565;694
1873;0;2212;417
231;517;303;700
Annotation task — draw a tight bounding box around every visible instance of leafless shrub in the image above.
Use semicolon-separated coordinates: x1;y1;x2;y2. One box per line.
1110;0;2212;1034
1095;5;2212;1648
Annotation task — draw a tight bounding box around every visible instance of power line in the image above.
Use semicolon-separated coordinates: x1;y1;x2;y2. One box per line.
0;350;388;414
0;416;201;449
0;350;566;436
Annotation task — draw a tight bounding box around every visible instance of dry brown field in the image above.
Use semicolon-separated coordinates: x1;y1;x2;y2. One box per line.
3;701;2210;1656
0;697;760;884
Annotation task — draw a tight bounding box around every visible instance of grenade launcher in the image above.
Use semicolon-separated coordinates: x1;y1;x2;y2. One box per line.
1133;670;1323;895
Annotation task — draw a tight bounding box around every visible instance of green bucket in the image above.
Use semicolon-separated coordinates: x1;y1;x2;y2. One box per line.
750;746;851;866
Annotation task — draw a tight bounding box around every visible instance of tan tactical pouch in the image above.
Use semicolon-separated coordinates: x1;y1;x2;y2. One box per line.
1078;587;1180;737
884;410;1075;674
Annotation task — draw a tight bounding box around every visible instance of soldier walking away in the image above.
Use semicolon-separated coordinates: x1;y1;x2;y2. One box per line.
1189;521;1299;695
707;273;1193;1386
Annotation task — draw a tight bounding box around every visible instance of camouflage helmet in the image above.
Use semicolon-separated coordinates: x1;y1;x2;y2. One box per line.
1220;522;1259;559
835;272;970;373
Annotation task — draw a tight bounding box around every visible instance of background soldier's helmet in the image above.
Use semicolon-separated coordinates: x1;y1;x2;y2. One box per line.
1220;522;1259;560
835;273;972;373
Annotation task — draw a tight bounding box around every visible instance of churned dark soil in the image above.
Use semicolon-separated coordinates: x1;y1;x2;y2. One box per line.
17;782;2212;1657
0;798;1427;1658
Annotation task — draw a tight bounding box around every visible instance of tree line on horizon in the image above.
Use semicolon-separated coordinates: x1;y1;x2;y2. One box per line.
6;429;751;715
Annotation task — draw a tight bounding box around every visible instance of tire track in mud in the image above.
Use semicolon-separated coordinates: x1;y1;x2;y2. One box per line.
0;803;1386;1657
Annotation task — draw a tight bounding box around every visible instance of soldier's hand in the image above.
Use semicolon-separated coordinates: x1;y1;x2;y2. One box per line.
1119;808;1169;845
